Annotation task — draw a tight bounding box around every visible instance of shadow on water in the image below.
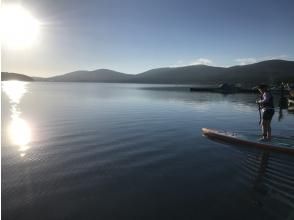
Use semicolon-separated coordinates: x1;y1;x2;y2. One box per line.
241;151;294;219
216;141;294;220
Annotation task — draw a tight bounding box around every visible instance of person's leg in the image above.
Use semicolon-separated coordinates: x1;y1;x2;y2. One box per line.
261;110;274;141
267;120;272;140
265;109;274;140
261;120;267;140
264;120;271;140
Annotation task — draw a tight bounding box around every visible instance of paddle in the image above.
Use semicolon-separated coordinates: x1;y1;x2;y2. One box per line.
257;102;261;125
254;86;262;126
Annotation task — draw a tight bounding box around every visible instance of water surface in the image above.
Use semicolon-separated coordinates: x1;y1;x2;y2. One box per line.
2;82;294;220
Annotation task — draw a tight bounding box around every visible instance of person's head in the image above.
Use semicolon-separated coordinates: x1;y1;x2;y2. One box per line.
257;84;268;93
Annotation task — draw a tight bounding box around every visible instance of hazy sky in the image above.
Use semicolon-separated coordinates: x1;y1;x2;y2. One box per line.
2;0;294;77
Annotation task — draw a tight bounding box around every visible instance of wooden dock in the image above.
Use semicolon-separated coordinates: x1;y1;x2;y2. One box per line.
190;87;255;94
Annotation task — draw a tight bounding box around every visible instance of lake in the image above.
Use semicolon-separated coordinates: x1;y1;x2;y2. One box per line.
2;82;294;220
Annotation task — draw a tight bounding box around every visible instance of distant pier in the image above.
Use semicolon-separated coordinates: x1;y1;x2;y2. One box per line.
190;83;255;94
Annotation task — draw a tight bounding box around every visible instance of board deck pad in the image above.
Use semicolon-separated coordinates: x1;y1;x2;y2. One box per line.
202;128;294;155
238;134;293;148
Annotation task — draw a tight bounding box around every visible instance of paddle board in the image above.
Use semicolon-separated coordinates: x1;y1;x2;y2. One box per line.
202;128;294;155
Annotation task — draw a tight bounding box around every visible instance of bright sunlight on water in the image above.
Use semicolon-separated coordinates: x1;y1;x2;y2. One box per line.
2;81;32;157
2;82;294;220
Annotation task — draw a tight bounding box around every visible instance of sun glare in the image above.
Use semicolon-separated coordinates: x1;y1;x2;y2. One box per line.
0;4;41;49
2;81;32;157
2;81;28;104
9;117;32;146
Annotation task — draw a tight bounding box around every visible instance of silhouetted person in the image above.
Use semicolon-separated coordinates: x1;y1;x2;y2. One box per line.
256;84;275;141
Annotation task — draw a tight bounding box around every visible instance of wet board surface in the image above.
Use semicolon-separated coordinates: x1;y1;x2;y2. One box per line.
202;128;294;155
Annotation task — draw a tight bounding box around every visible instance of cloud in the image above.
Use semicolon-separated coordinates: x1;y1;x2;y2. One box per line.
235;55;289;66
190;58;213;66
263;55;289;60
169;60;184;68
170;55;290;69
235;58;257;65
169;58;213;68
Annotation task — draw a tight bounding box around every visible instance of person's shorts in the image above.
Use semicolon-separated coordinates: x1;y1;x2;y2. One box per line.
262;109;274;121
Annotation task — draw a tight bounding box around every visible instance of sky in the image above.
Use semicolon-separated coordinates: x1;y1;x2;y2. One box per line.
2;0;294;77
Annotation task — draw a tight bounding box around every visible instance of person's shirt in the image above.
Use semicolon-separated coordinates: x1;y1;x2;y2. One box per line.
258;91;274;111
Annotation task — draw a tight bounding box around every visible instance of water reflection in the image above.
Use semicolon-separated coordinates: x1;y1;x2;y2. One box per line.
2;81;31;157
140;86;294;117
241;151;294;217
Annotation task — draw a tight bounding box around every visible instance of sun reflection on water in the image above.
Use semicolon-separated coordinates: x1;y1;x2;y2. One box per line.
2;81;32;157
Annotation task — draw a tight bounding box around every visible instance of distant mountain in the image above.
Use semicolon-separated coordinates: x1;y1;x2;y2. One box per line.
1;72;34;81
47;69;133;82
223;60;294;84
5;59;294;84
44;59;293;84
131;65;227;84
32;76;48;81
131;60;294;84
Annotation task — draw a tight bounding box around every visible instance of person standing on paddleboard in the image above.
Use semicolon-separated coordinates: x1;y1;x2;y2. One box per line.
256;84;275;141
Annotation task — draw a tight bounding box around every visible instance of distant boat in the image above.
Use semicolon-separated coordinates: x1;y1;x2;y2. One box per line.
190;83;254;94
286;83;294;107
289;97;294;107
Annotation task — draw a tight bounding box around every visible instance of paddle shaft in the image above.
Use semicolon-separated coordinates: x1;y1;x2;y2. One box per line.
258;103;261;125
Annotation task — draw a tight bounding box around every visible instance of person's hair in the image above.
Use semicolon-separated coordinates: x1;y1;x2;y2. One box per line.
257;84;268;90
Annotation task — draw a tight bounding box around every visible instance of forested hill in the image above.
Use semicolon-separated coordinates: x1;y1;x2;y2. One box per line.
45;60;294;84
1;72;34;81
4;60;294;84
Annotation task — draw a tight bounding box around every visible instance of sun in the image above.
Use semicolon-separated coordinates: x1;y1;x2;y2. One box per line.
0;4;41;49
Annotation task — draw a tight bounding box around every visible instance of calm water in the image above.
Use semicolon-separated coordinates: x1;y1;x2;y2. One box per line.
2;82;294;220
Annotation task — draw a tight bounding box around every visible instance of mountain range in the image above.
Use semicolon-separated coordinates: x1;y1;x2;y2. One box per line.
2;60;294;85
1;72;34;81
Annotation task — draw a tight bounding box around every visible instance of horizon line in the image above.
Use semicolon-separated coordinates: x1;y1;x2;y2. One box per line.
3;58;293;78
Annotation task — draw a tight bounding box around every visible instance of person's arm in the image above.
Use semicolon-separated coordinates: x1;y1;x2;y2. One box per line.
258;92;270;104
